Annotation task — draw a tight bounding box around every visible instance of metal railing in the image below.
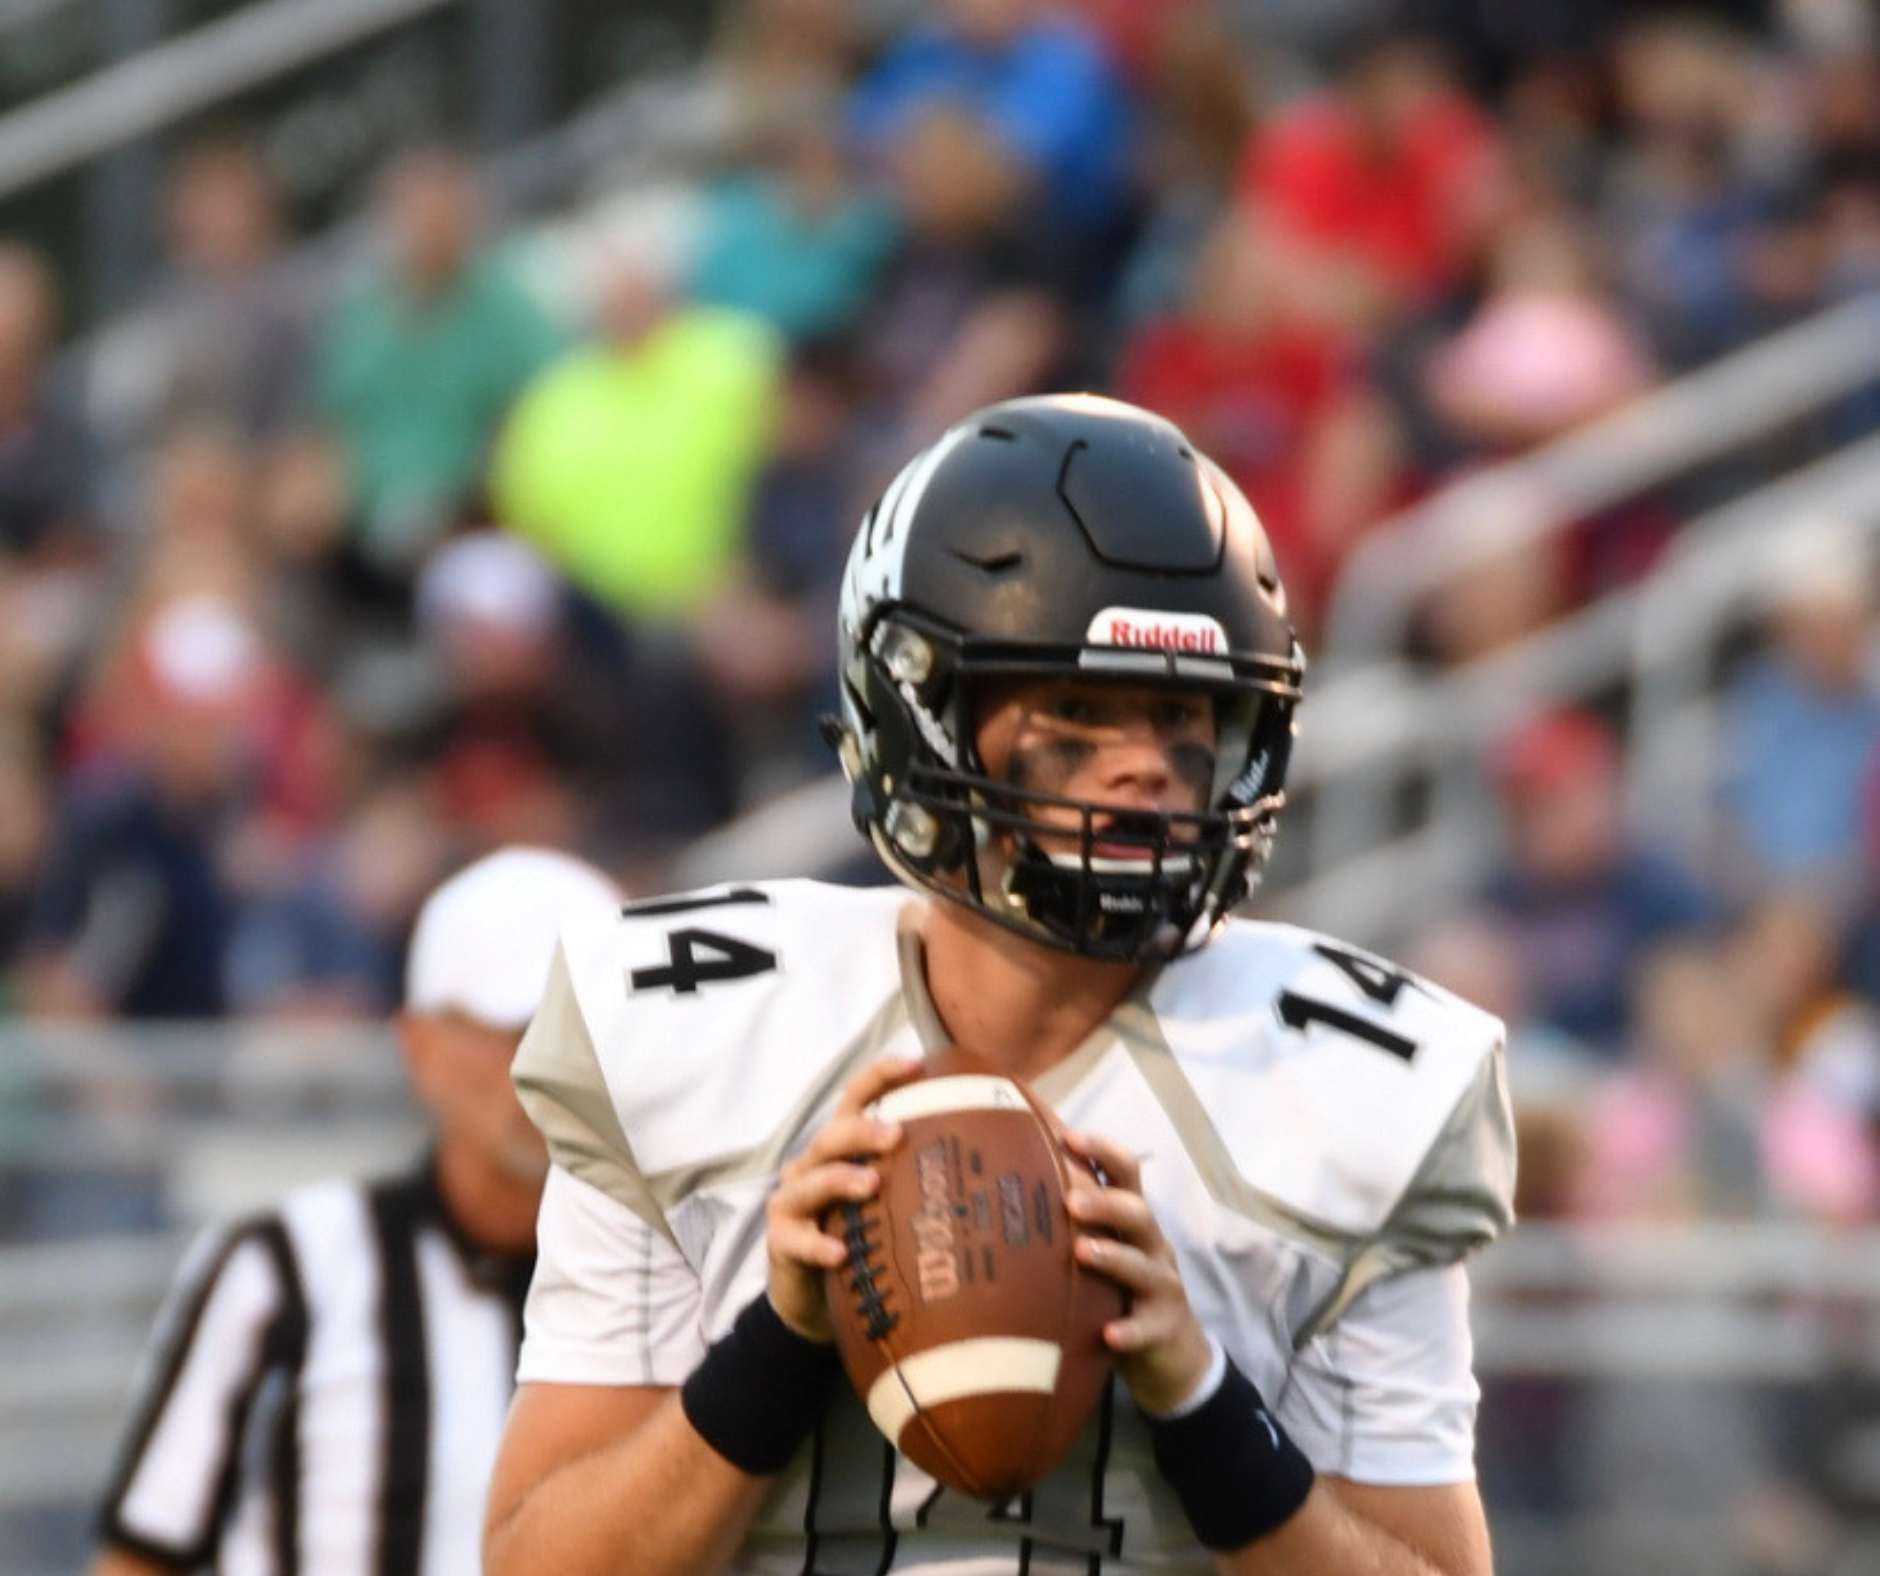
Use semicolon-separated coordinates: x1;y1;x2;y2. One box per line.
1280;436;1880;945
0;0;470;201
0;0;726;320
1318;292;1880;675
0;0;82;39
5;1025;1880;1573
0;1024;426;1573
7;1197;1880;1568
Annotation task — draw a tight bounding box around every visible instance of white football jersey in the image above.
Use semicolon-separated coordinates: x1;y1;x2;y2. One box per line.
514;879;1515;1576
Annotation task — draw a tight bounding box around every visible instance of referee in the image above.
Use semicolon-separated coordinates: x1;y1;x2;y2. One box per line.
91;846;622;1576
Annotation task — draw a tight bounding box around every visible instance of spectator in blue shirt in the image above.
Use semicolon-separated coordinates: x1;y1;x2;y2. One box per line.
846;0;1139;291
1716;529;1880;896
1480;706;1726;1055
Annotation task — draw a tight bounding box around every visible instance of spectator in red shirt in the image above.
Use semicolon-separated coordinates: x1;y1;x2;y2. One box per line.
1115;207;1402;635
1238;27;1510;328
1058;0;1197;84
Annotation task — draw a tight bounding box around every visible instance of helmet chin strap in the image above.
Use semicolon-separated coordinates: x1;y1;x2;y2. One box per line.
1001;835;1202;959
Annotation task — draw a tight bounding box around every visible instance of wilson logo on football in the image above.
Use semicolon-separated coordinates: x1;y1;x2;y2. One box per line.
912;1140;961;1303
1085;607;1227;654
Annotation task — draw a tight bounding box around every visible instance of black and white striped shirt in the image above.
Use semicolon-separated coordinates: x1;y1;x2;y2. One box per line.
98;1162;531;1576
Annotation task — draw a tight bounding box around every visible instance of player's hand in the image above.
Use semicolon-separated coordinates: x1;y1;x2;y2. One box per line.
765;1056;923;1343
1062;1130;1216;1416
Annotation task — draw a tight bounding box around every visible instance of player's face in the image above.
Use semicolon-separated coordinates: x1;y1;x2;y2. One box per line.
974;677;1218;857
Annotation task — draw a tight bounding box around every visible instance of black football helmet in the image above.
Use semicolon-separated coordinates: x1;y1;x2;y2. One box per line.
831;393;1304;963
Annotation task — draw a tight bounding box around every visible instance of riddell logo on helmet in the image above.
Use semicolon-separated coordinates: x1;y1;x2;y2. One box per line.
1086;608;1228;654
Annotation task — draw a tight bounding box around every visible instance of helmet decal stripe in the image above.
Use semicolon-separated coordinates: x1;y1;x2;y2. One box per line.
878;423;972;561
840;424;973;628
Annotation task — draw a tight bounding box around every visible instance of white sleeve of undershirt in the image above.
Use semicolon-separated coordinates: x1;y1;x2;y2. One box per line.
516;1163;708;1387
1275;1262;1482;1485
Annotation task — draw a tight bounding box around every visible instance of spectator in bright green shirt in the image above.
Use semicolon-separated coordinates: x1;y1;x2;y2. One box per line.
490;246;784;625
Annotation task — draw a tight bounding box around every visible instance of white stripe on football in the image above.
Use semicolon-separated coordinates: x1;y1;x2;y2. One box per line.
864;1336;1064;1444
871;1074;1027;1122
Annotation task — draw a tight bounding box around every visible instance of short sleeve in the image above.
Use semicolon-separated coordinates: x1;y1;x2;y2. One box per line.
518;1163;706;1387
1275;1261;1481;1486
99;1224;295;1560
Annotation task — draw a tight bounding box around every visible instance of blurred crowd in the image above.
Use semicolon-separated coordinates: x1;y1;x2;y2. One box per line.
0;1;1875;1565
0;0;1875;1225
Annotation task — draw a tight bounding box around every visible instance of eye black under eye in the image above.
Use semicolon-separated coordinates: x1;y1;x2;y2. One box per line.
1169;743;1217;794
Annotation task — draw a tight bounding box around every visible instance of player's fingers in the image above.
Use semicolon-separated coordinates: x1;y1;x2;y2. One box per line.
773;1154;879;1227
1100;1308;1168;1355
1063;1129;1141;1193
1102;1285;1201;1366
1066;1176;1166;1255
791;1060;919;1170
1074;1224;1186;1302
1074;1228;1155;1289
770;1212;847;1271
765;1212;842;1342
1097;1273;1197;1351
836;1054;926;1118
768;1164;873;1267
796;1111;901;1178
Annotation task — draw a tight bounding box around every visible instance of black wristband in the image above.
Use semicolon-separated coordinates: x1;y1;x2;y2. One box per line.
680;1293;842;1475
1148;1357;1316;1549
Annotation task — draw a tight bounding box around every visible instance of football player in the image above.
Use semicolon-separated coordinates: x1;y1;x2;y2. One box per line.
485;394;1515;1576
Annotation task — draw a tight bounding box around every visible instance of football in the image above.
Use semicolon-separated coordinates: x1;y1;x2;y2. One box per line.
823;1067;1122;1502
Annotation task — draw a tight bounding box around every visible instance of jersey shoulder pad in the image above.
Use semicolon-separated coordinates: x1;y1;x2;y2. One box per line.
1151;920;1515;1262
519;879;911;1206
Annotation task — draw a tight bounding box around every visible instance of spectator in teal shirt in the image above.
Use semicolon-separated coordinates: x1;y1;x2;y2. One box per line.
316;144;563;581
688;103;900;344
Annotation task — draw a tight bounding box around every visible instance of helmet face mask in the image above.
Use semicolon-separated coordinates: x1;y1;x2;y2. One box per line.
833;394;1304;965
